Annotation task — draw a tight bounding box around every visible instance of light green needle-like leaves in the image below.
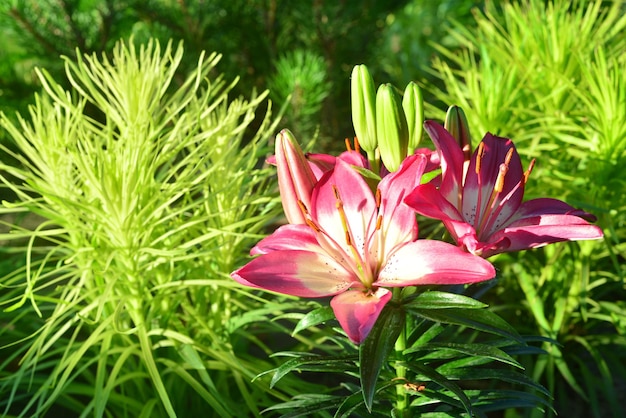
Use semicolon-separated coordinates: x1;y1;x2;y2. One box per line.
0;39;301;417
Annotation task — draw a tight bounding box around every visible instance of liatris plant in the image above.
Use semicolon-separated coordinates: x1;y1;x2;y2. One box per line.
232;66;604;416
0;39;320;417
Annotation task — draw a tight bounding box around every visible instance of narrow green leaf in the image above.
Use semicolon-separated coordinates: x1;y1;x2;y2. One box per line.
405;291;488;310
408;307;522;343
292;306;335;336
436;367;551;398
359;304;405;412
269;355;357;388
405;342;523;369
407;362;474;416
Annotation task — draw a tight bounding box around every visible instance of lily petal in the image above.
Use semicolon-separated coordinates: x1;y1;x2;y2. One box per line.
330;288;392;344
376;154;426;254
424;121;465;207
275;129;318;224
232;250;357;297
312;159;377;261
377;240;495;286
404;183;474;243
251;224;321;255
483;213;604;257
514;198;598;222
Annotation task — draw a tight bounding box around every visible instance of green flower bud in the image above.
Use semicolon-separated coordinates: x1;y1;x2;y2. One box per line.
350;65;377;153
444;105;471;162
376;84;408;172
402;82;424;151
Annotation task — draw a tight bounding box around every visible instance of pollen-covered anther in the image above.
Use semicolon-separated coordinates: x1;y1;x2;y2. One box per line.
375;188;381;208
494;163;508;193
475;141;485;174
345;138;352;152
297;199;310;217
494;148;514;193
523;159;536;185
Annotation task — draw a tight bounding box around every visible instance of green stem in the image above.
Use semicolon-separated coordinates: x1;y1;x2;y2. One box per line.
367;149;380;175
393;290;409;416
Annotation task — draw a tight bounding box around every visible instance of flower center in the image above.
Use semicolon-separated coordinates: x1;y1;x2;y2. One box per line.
474;143;514;237
332;185;375;288
472;142;535;239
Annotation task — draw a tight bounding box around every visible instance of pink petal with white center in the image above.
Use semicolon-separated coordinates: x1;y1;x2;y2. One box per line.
404;183;475;243
311;159;377;261
424;121;465;206
251;224;321;255
376;154;426;254
231;250;357;297
482;213;604;257
376;240;495;286
330;288;392;344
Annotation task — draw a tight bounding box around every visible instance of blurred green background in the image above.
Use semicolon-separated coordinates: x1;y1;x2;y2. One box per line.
0;0;480;149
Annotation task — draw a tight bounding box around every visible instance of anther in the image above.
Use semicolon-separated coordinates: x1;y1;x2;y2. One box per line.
345;138;352;151
354;137;361;153
475;142;485;174
297;199;310;216
523;159;535;185
494;163;508;193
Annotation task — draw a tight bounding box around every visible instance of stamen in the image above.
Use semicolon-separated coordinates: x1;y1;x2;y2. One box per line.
345;138;352;151
494;163;508;193
332;185;368;281
523;159;535;184
354;137;361;153
475;142;485;174
504;147;514;165
305;218;321;232
475;146;513;236
375;188;381;208
376;215;383;231
297;199;309;216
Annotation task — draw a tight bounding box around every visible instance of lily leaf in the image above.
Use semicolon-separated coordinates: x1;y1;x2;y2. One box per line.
268;354;357;388
292;305;335;336
359;303;405;412
405;342;523;369
404;291;488;310
408;307;523;343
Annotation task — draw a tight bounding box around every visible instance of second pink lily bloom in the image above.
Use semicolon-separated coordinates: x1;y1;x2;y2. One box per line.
405;122;603;258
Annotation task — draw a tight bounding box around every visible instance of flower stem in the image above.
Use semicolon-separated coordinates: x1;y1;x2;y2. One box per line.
394;291;409;416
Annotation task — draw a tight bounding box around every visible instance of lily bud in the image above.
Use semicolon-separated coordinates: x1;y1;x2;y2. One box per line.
275;129;317;224
350;65;377;153
376;84;409;172
444;105;471;163
402;82;424;151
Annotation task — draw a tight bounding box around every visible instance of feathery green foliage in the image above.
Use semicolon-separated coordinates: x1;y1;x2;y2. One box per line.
0;39;308;417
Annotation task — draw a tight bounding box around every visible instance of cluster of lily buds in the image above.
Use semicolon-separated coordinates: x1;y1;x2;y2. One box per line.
351;65;424;172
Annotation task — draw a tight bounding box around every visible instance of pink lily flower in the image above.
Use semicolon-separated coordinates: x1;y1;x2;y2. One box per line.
232;153;496;343
405;121;604;258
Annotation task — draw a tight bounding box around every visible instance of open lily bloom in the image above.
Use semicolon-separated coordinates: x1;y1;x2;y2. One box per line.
232;153;495;343
405;122;604;258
